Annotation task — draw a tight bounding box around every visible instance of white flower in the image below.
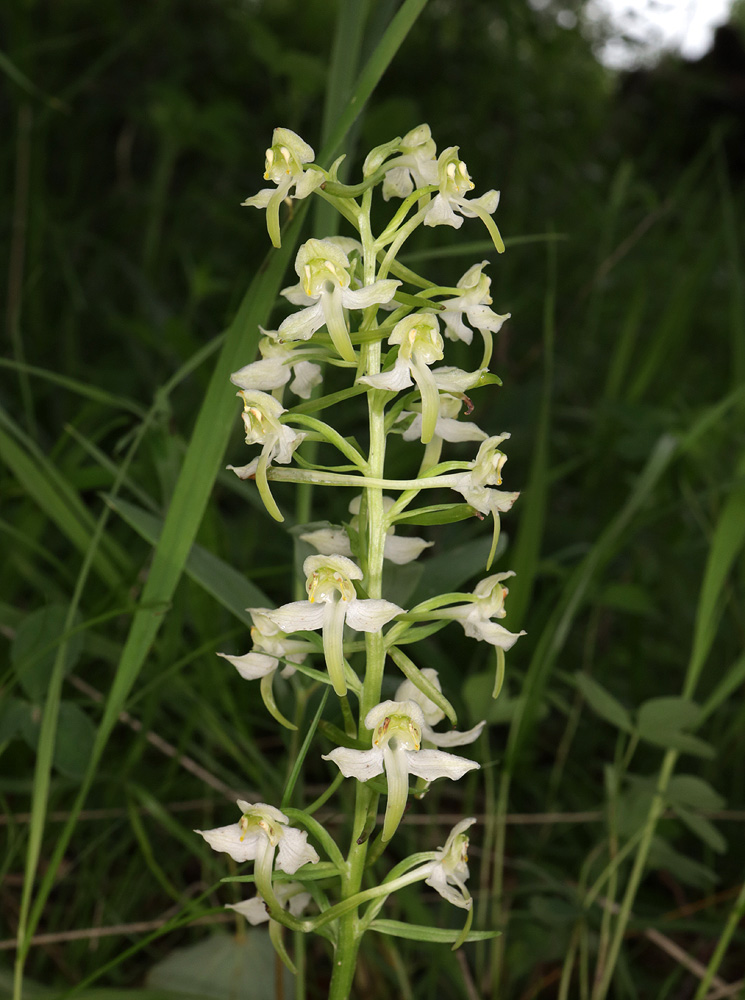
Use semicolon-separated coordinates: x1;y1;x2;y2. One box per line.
278;239;400;362
217;608;312;681
438;573;525;650
395;669;486;747
423;148;504;253
440;262;510;346
227;881;311;926
322;700;479;841
300;495;432;566
450;434;520;517
263;555;402;697
398;395;488;445
368;123;439;201
196;801;319;874
358;313;444;445
230;329;322;400
226;390;305;481
424;817;476;910
242;128;324;248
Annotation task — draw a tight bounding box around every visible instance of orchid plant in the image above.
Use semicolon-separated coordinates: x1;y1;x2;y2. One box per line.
196;124;525;997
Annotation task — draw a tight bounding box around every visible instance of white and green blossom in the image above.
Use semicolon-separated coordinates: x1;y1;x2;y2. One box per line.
438;573;525;650
440;261;510;347
322;700;479;841
368;123;439;201
451;433;520;516
358;312;444;444
230;328;322;400
227;881;312;926
423;147;503;251
196;801;319;874
264;555;402;697
423;817;476;909
242;128;324;248
395;669;485;747
398;394;488;445
278;238;400;362
300;495;433;566
218;608;312;681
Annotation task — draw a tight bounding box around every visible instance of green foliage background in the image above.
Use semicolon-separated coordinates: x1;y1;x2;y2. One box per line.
2;1;744;997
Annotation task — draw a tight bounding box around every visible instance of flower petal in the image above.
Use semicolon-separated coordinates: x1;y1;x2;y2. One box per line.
195;823;262;863
264;601;326;633
345;598;403;632
230;358;290;392
218;650;277;680
423;720;486;747
404;748;480;782
322;746;385;781
276;826;319;874
278;301;326;342
290;360;322;399
342;279;401;311
227;896;271;925
358;358;413;392
383;534;433;565
300;526;353;557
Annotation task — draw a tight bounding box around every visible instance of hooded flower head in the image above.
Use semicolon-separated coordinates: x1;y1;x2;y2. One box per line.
229;328;322;400
196;800;319;874
278;238;400;362
440;262;510;348
423;147;504;253
262;555;402;697
300;495;433;566
395;669;486;747
322;699;479;841
242;128;324;248
424;817;476;909
439;572;525;650
218;608;311;682
359;313;444;444
227;390;305;480
451;434;519;517
364;123;439;201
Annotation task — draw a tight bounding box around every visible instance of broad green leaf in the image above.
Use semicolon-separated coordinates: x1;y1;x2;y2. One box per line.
53;702;96;780
368;919;499;943
647;837;718;890
666;775;725;812
637;696;701;734
673;806;727;854
575;673;633;733
11;605;84;701
637;728;715;759
0;697;28;742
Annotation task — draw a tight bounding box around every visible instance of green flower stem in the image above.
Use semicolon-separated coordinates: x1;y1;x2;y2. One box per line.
283;808;347;872
253;842;308;934
266;468;469;491
376;185;437;246
377;203;431;280
311;864;433;932
286;414;369;470
328;191;390;1000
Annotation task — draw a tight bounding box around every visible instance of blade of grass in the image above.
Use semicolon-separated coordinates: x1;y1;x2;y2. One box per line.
0;407;129;589
103;495;270;623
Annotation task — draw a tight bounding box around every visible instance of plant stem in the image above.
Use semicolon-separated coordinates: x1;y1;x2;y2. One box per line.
327;188;388;1000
